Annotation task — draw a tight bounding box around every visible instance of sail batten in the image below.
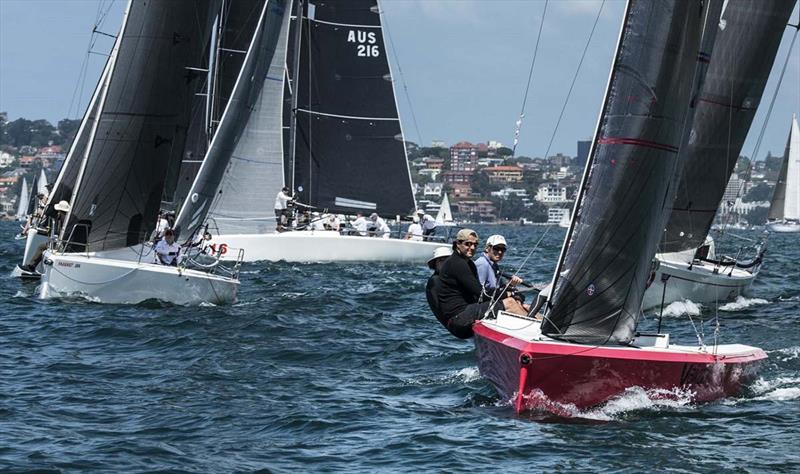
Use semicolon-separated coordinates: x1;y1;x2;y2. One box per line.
662;0;797;252
542;0;713;345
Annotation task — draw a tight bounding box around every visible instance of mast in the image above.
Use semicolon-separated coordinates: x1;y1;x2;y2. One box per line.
288;0;304;195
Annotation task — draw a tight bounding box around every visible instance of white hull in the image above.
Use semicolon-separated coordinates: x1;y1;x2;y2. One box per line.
10;229;49;278
39;250;238;305
210;231;447;263
766;221;800;233
642;255;756;310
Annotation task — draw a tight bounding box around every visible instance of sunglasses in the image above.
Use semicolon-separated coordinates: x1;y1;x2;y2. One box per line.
458;240;479;248
491;246;507;253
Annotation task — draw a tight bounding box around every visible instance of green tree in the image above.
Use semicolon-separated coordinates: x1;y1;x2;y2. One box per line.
743;183;773;202
496;146;513;157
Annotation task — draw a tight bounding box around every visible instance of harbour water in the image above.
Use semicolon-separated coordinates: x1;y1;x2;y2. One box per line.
1;221;798;471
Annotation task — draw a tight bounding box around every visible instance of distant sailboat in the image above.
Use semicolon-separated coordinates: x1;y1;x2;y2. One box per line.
474;0;765;414
177;0;444;263
15;177;30;222
435;193;456;227
38;0;241;305
36;169;48;197
642;0;793;309
766;115;800;233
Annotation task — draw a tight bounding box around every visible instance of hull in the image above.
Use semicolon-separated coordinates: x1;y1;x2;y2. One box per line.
209;231;446;263
473;313;766;414
641;255;756;310
766;221;800;233
39;250;238;305
10;229;49;279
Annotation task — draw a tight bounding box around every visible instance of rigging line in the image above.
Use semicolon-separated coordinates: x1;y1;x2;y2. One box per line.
540;0;606;163
381;6;423;146
68;0;117;119
511;0;548;157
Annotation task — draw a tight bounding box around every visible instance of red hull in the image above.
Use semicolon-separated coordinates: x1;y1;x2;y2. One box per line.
473;322;766;414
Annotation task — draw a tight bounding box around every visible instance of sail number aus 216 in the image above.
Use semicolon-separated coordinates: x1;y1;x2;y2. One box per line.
347;30;380;57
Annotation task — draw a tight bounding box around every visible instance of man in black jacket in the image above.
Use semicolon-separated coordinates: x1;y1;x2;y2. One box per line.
434;229;526;339
425;246;452;329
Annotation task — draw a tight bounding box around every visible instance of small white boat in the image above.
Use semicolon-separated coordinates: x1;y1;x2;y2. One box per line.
208;230;445;263
39;246;239;305
766;115;800;232
14;177;30;222
435;194;457;227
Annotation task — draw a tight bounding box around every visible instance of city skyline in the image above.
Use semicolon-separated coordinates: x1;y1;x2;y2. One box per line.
1;0;798;160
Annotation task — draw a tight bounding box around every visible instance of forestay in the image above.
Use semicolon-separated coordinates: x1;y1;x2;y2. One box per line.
288;0;416;217
62;0;216;251
542;0;711;345
662;0;796;252
175;0;291;240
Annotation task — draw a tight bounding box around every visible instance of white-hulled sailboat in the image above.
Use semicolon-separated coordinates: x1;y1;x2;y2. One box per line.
766;115;800;233
474;0;766;415
175;0;445;264
14;177;30;223
435;193;456;227
641;0;794;310
38;0;253;305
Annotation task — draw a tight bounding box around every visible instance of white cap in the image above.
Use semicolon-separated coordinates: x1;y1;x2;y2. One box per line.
427;246;452;269
54;200;71;213
486;234;507;247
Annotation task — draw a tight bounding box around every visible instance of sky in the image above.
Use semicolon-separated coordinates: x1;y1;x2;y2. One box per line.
1;0;798;160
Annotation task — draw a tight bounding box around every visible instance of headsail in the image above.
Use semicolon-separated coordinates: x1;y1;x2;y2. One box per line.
542;0;712;344
15;178;29;221
62;0;216;251
780;115;800;220
36;169;48;197
662;0;796;252
435;193;454;226
288;0;416;217
175;0;291;240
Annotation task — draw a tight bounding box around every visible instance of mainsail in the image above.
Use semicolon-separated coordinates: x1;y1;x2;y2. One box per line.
662;0;796;252
62;0;216;251
36;169;48;197
175;0;291;239
288;0;416;217
769;116;800;221
542;0;712;344
15;177;29;221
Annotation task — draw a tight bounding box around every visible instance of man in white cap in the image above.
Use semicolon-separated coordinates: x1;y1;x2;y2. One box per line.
367;212;390;238
475;234;523;298
425;246;453;327
433;229;527;339
417;210;437;241
404;215;423;241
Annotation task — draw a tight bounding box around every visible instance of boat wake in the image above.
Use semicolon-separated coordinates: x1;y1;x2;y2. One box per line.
718;296;769;311
750;376;800;402
407;366;482;386
658;300;702;317
769;346;800;362
518;386;695;421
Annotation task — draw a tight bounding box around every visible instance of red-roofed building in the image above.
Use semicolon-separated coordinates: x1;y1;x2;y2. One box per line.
442;170;473;185
483;165;524;183
449;182;472;198
457;200;496;220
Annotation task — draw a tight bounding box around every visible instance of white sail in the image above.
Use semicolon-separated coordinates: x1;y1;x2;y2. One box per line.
15;177;30;221
36;169;48;197
435;193;455;226
782;115;800;220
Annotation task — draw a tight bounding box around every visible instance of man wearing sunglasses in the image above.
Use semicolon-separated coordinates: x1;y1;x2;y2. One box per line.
475;234;524;299
434;229;527;339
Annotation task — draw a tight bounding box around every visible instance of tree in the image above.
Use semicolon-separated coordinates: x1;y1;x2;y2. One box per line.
746;206;769;226
58;118;81;146
743;182;773;202
471;169;498;195
496;146;513;157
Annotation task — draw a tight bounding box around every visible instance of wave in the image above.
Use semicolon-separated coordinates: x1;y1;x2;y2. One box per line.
750;376;800;402
718;296;769;312
769;346;800;362
406;366;481;386
659;300;702;317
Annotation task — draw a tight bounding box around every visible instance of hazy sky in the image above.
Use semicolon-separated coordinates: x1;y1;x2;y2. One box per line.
1;0;798;159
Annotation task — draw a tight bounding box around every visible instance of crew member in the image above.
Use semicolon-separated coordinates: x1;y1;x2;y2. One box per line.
154;228;182;266
274;186;293;231
405;216;423;241
475;234;523;299
367;213;390;238
351;213;368;236
425;246;453;328
19;200;70;273
434;229;527;339
419;211;437;240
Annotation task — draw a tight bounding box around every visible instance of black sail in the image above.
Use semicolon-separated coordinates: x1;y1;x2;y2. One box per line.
174;0;290;240
170;0;266;209
662;0;796;252
289;0;416;216
542;0;710;344
63;0;214;251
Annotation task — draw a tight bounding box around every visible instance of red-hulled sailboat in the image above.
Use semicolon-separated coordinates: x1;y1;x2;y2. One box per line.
474;0;770;415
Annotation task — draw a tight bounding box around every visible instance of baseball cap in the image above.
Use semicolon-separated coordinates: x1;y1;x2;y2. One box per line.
455;228;478;241
486;235;507;248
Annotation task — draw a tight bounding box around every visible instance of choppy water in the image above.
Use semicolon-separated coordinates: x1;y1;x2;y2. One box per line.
1;221;798;472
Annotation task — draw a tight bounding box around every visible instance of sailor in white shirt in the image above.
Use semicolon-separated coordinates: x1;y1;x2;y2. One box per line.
154;229;182;266
368;213;391;238
351;212;368;236
153;211;170;241
274;186;293;231
420;212;437;240
405;216;423;241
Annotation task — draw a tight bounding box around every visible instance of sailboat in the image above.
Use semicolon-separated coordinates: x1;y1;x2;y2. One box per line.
473;0;766;414
14;177;30;222
642;0;793;310
36;169;48;197
38;0;242;305
766;115;800;233
435;193;456;227
177;0;444;264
